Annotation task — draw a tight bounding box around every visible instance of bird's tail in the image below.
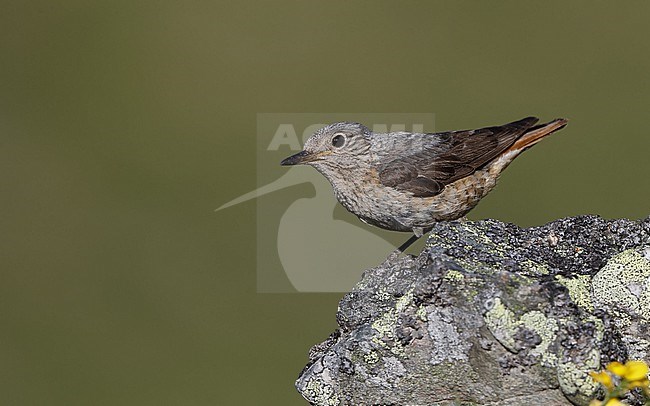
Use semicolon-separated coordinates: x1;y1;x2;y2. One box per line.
508;118;568;153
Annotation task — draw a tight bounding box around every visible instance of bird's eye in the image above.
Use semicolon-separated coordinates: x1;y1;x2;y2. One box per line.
331;134;346;148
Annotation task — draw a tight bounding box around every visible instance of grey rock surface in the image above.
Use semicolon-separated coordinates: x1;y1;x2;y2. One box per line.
296;216;650;406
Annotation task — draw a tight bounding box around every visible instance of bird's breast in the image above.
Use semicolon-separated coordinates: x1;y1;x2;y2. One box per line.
328;165;501;232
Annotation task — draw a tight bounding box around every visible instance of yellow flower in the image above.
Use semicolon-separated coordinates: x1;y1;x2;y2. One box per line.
606;360;649;381
589;399;623;406
622;360;649;382
590;370;614;389
607;362;627;377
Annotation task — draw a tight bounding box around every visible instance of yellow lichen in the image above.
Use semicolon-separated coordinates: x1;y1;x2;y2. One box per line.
520;259;550;275
592;249;650;324
364;350;379;365
444;269;465;282
416;305;428;322
370;291;414;356
557;349;601;402
519;311;559;365
556;274;594;312
483;297;519;352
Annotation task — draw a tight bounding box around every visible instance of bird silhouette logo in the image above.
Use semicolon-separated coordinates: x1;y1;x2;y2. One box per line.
216;114;436;292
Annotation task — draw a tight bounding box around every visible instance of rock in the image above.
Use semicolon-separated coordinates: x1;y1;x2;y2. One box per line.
296;215;650;406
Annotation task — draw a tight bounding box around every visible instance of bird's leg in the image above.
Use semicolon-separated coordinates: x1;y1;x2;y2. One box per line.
397;233;422;252
383;233;424;265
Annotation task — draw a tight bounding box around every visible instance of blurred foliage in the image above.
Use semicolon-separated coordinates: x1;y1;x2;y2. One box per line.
590;360;650;405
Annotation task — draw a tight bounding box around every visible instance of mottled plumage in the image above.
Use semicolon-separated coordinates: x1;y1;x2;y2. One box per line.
281;117;567;237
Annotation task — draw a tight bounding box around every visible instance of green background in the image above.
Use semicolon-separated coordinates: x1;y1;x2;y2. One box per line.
2;1;648;405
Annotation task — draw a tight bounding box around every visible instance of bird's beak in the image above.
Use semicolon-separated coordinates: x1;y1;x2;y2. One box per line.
281;150;320;166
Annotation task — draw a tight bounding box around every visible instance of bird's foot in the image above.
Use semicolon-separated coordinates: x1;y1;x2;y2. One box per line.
380;233;422;267
381;248;402;267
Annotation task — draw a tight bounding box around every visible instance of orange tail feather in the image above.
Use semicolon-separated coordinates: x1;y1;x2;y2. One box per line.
509;118;568;152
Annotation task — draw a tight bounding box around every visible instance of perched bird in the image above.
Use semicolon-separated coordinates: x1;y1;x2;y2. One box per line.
281;117;567;251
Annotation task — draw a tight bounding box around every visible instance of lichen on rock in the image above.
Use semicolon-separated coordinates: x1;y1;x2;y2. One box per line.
296;215;650;405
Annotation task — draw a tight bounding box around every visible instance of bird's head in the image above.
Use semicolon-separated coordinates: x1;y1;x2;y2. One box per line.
281;122;372;171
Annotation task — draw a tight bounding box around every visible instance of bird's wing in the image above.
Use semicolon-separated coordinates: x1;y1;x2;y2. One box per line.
377;117;539;197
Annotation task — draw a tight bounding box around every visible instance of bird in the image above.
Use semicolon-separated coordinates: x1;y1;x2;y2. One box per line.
281;116;568;253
